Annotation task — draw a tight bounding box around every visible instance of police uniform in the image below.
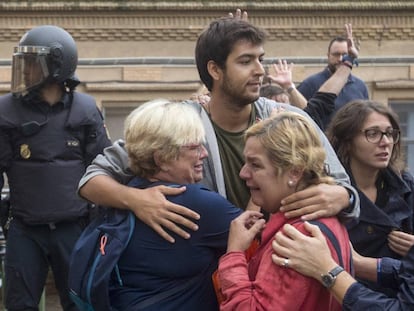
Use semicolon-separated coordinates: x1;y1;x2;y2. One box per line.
0;90;111;310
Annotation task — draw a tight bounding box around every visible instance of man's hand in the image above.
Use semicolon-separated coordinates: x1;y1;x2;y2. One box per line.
126;185;200;243
280;184;349;220
345;23;359;58
228;8;248;20
388;230;414;257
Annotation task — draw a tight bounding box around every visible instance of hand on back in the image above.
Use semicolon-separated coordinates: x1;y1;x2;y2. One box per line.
129;185;200;243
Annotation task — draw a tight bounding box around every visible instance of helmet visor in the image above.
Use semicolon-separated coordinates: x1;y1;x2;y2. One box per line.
11;46;50;96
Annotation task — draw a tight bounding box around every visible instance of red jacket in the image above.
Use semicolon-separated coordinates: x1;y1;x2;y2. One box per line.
218;213;351;311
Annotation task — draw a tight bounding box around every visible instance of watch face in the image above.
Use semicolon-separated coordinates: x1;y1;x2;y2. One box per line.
321;266;344;288
321;274;335;288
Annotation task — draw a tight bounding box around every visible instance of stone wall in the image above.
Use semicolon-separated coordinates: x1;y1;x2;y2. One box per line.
0;1;413;139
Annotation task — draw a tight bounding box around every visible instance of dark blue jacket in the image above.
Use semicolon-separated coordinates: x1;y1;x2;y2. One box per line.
348;169;414;259
0;91;111;224
343;245;414;310
298;67;369;128
347;169;414;296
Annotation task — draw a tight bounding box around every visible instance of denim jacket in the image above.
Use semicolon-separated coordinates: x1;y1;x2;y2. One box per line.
343;245;414;311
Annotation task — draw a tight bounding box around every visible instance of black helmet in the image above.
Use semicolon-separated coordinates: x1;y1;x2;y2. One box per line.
11;25;78;96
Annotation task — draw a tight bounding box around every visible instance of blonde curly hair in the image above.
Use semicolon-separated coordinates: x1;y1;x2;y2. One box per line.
245;111;334;190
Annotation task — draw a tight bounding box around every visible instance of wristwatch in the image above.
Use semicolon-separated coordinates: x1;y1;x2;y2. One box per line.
321;266;344;288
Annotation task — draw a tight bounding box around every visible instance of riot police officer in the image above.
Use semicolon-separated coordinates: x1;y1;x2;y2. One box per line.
0;25;111;310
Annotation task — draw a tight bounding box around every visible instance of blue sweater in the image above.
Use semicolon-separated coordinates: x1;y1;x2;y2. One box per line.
298;67;369;128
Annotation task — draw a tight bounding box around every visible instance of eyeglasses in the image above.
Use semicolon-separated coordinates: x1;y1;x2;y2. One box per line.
330;52;343;57
361;128;400;144
181;143;204;156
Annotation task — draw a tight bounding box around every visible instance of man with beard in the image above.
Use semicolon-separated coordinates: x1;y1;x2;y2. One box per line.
78;11;360;243
298;24;369;129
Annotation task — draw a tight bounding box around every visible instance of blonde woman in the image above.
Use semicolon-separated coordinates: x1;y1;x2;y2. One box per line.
218;112;351;310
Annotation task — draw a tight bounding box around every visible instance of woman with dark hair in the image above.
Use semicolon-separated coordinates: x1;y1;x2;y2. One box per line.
326;100;414;295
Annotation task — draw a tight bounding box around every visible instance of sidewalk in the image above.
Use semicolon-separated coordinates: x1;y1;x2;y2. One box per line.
44;277;62;311
0;272;62;311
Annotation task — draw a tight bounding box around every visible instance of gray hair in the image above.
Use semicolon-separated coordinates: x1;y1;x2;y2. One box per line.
124;99;205;177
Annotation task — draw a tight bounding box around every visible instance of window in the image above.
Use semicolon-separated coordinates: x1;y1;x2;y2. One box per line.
390;101;414;175
102;106;137;142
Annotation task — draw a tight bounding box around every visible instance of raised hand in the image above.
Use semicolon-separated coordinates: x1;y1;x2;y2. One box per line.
345;23;359;58
228;8;248;21
267;59;294;89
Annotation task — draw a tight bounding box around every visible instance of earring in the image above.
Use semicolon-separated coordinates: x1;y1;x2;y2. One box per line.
160;166;169;172
288;180;295;187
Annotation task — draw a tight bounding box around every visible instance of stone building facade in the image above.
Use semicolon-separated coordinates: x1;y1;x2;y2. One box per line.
1;0;414;169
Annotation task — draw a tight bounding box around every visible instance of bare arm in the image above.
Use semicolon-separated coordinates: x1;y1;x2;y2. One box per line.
267;60;308;109
288;86;308;110
318;64;352;95
352;245;378;282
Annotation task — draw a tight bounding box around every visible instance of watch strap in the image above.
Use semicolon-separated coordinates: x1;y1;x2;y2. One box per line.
321;265;345;288
329;265;345;278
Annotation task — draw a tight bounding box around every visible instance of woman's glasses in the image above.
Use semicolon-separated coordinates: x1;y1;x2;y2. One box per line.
181;143;204;156
361;128;400;144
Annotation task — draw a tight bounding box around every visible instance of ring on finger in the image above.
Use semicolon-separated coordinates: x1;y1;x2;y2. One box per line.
282;258;290;268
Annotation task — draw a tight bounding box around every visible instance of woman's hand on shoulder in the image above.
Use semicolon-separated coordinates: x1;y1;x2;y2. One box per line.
272;222;337;280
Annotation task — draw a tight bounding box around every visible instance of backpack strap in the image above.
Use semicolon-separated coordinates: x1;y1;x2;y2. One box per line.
308;220;354;276
308;220;344;267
